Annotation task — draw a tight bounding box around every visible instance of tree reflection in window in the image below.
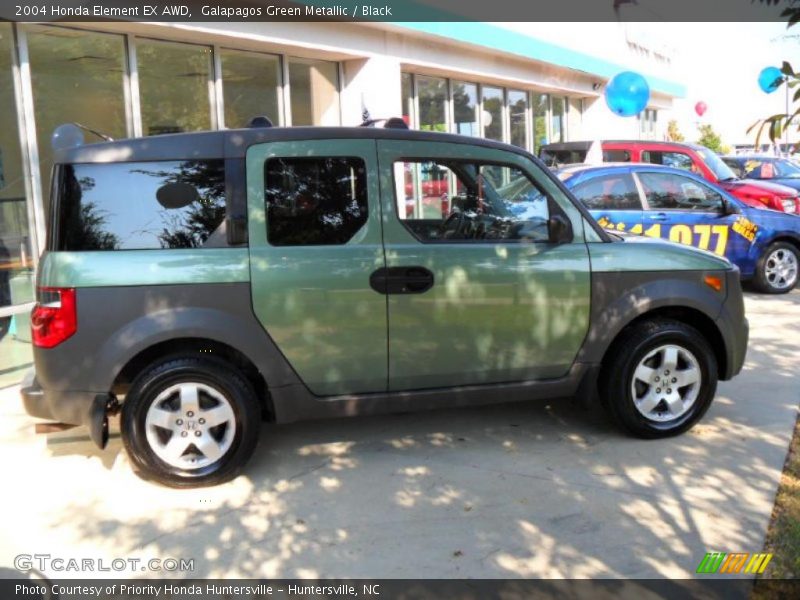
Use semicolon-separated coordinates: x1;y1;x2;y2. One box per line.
132;161;226;249
55;160;226;251
265;157;368;246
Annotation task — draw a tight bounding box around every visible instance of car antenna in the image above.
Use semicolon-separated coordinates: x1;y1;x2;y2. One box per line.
71;122;114;141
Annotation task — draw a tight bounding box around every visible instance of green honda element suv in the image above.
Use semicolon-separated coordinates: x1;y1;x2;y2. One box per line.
22;124;749;487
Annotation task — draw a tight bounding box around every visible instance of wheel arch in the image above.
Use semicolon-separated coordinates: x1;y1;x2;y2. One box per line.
599;305;727;380
577;272;731;381
112;337;273;421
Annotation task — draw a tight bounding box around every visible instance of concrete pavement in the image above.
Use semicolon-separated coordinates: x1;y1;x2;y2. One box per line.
0;290;798;579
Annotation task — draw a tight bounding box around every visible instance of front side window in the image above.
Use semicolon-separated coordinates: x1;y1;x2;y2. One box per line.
641;150;695;172
394;160;550;243
572;174;642;210
638;172;724;211
265;157;367;246
54;160;226;251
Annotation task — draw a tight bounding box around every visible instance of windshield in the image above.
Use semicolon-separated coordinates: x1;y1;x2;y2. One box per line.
774;158;800;178
695;147;738;181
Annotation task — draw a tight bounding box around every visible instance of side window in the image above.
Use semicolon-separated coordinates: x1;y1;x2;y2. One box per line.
264;157;368;246
638;172;725;211
394;160;550;243
54;160;226;251
641;151;696;173
572;174;642;210
602;149;631;162
722;158;746;178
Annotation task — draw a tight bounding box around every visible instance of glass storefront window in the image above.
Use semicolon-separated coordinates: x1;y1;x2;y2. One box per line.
508;89;528;149
417;75;447;133
482;86;504;142
401;72;413;128
452;81;479;137
532;93;549;153
220;49;281;129
26;25;127;218
288;58;339;126
0;23;34;384
137;39;212;136
551;96;566;143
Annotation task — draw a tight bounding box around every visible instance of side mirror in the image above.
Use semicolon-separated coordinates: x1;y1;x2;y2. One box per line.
548;214;573;244
721;199;741;216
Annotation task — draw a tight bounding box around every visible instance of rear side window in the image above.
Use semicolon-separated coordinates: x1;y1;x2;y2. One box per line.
264;157;368;246
54;160;226;251
572;174;642;210
602;150;631;162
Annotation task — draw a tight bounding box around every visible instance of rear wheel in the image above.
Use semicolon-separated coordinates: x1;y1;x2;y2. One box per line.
600;319;718;438
121;355;261;487
754;241;799;294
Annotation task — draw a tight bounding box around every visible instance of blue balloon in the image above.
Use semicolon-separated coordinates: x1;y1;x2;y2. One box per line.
51;123;84;151
604;71;650;117
758;66;784;94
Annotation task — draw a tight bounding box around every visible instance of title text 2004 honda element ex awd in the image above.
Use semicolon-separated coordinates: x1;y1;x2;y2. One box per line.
22;123;748;487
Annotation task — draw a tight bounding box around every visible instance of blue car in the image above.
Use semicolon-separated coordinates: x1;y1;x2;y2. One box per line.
557;164;800;294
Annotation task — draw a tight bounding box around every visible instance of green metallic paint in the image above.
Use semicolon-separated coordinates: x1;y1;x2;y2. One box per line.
588;237;733;273
246;140;389;396
37;249;250;289
377;140;592;390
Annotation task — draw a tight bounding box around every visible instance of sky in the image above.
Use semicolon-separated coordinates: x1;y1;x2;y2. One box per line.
499;21;799;146
663;22;798;145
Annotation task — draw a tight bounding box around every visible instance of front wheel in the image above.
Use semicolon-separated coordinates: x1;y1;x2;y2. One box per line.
600;319;718;438
121;355;261;487
754;241;799;294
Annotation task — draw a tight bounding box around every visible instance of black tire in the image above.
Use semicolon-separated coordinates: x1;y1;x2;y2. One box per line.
600;319;718;439
753;241;799;294
121;355;261;488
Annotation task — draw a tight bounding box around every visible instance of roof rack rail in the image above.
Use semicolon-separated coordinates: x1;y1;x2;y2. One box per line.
248;116;274;128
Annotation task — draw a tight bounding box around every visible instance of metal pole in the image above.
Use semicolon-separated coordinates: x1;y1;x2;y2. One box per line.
785;79;790;156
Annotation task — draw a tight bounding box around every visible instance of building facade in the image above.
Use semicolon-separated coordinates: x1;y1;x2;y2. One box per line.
0;20;684;383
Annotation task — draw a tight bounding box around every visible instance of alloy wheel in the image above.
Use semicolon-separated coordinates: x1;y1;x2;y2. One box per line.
764;248;798;291
630;344;702;423
144;382;237;470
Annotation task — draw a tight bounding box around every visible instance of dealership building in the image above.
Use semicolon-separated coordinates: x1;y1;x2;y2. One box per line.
0;19;685;381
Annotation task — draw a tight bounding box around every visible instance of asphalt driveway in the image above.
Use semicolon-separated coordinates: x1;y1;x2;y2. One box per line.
0;290;798;579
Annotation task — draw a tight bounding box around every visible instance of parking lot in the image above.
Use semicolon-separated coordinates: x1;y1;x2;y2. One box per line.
0;289;797;579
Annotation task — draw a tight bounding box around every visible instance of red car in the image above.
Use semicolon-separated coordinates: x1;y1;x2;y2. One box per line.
540;140;800;214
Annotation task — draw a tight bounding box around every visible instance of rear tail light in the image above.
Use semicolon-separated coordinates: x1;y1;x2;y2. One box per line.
31;287;77;348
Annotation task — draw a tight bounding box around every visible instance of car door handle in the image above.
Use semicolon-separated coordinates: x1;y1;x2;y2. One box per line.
649;212;668;221
369;267;434;295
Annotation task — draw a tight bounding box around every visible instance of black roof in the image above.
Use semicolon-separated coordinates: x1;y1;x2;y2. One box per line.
54;126;536;164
